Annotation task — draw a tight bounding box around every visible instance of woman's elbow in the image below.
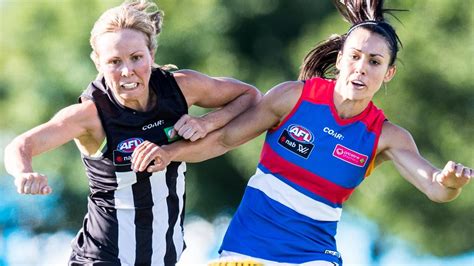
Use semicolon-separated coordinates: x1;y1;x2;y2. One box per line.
5;136;27;155
425;188;460;203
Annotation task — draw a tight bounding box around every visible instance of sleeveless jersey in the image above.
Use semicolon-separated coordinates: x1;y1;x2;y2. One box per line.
220;77;386;264
71;68;188;265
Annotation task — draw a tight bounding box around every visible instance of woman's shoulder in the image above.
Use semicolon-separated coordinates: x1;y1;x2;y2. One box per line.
263;80;304;118
266;80;304;97
57;100;100;127
378;121;415;152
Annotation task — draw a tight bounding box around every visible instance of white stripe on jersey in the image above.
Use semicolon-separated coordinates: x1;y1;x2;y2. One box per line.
115;172;138;209
150;168;170;264
172;163;186;261
115;172;137;264
114;163;186;265
248;169;342;222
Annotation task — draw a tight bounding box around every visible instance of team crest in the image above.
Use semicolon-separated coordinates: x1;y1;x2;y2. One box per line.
278;124;315;159
164;126;180;142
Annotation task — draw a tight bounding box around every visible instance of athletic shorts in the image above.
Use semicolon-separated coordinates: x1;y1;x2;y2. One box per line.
68;251;118;266
218;251;339;266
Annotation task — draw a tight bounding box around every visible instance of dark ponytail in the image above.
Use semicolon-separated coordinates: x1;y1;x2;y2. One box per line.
298;34;345;80
298;0;404;80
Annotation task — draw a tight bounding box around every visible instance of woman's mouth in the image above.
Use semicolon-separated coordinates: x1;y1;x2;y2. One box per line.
120;82;138;90
351;80;366;89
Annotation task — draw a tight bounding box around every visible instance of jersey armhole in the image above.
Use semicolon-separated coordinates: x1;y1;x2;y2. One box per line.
168;70;189;114
77;95;109;159
364;117;389;177
268;79;311;133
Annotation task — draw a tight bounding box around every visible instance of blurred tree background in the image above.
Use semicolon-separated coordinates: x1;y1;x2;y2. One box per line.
0;0;472;258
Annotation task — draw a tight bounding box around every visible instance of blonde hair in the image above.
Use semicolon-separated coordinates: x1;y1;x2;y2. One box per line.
89;0;163;65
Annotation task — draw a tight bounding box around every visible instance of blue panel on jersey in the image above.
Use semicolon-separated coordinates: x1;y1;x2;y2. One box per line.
267;102;376;189
220;187;341;264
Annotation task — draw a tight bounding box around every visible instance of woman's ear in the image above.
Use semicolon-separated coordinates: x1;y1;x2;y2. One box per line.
91;52;101;72
150;50;155;62
335;51;343;71
384;65;397;83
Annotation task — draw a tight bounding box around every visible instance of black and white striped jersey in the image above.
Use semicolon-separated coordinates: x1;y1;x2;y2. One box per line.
71;68;188;265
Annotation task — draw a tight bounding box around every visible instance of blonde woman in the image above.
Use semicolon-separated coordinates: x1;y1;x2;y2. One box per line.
3;0;260;265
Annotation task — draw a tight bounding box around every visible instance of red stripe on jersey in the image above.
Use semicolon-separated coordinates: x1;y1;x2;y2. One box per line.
260;143;355;205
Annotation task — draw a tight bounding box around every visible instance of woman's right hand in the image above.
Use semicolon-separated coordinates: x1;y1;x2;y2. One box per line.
14;172;52;195
131;141;171;172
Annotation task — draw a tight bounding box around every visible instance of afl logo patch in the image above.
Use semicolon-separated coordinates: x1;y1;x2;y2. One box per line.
288;124;314;143
113;137;144;166
278;124;315;159
117;138;144;152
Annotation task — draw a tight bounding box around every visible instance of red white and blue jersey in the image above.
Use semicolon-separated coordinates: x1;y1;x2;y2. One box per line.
220;77;386;264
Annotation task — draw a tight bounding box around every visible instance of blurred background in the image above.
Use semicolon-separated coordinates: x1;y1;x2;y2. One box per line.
0;0;473;265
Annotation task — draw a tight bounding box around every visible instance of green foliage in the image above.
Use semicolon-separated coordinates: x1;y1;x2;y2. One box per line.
0;0;472;256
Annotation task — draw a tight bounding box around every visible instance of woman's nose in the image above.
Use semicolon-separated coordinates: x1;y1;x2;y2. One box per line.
120;63;134;77
354;60;367;75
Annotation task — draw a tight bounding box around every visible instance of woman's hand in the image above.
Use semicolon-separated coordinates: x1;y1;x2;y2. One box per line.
14;172;52;195
435;161;472;189
171;114;209;142
131;141;171;172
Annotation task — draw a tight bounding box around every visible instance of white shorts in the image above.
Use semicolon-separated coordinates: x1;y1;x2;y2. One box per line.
218;251;339;266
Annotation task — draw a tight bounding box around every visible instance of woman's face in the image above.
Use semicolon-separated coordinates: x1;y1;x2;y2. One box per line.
94;29;154;110
336;28;396;102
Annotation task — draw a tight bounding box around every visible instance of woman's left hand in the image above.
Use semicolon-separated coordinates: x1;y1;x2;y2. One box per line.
131;141;171;172
170;114;209;142
435;161;472;189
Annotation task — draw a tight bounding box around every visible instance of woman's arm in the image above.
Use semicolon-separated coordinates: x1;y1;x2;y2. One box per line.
4;101;101;195
376;121;472;202
131;81;303;172
171;70;262;141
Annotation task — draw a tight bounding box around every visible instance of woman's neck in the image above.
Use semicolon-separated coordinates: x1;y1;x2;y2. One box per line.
122;90;156;112
332;89;371;119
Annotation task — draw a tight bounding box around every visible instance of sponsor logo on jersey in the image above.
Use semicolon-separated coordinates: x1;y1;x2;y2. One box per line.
113;137;144;166
324;249;341;259
332;144;368;167
278;124;315;159
323;126;344;140
142;120;165;131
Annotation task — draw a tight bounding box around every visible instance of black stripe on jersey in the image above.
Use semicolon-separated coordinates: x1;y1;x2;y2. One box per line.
164;162;180;264
180;190;187;251
133;172;154;264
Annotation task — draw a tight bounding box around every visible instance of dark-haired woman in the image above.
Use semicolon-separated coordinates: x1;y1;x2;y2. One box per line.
131;0;472;264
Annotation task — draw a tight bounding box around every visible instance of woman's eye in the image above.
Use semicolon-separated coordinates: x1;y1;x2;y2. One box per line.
370;60;380;65
132;55;142;61
350;54;358;60
109;59;120;65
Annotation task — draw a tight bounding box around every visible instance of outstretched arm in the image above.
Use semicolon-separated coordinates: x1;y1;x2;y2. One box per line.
4;101;100;195
170;70;262;141
376;122;472;202
131;81;303;172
